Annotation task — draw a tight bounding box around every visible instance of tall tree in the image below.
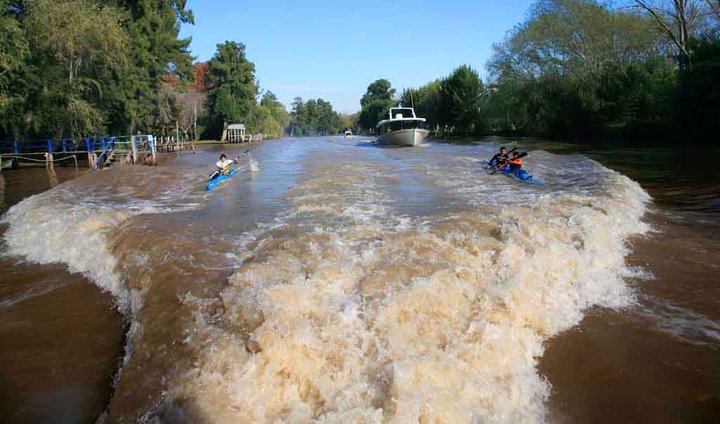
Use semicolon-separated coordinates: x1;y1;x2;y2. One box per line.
24;0;127;138
289;97;341;135
633;0;710;69
439;65;486;135
400;81;441;131
111;0;194;134
0;0;29;137
254;91;289;138
358;79;396;131
203;41;258;139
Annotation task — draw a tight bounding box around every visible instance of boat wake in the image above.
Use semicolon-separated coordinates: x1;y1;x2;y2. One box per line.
1;141;651;422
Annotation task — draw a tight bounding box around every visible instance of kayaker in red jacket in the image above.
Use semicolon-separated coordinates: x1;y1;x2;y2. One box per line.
508;151;524;173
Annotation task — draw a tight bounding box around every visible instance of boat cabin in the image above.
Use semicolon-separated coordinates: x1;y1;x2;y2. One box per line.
377;107;428;134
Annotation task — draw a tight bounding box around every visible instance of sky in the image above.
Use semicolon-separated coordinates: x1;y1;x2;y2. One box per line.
179;0;536;114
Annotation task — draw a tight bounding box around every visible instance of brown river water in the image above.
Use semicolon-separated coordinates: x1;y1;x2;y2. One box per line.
0;137;718;423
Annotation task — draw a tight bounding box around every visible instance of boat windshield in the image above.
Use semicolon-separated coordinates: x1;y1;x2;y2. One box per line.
390;109;416;119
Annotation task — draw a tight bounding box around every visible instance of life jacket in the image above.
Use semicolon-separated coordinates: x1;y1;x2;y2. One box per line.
510;158;523;165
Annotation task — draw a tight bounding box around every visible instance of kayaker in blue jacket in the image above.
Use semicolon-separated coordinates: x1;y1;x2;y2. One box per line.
488;147;509;168
216;154;239;175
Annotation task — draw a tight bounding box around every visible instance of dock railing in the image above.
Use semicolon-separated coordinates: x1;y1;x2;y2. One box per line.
0;134;157;170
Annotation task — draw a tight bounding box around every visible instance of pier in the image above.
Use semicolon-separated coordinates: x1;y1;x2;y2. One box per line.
0;135;159;171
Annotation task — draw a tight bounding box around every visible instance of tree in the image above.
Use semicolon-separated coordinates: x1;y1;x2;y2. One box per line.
400;81;442;131
0;0;202;141
358;79;396;131
632;0;711;70
24;0;127;139
110;0;194;134
0;1;29;138
288;97;341;135
485;0;676;139
439;65;486;135
676;35;720;141
254;91;289;138
339;113;358;132
203;41;258;139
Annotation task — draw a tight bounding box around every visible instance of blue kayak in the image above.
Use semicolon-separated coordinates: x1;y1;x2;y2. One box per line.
482;160;535;182
206;169;237;191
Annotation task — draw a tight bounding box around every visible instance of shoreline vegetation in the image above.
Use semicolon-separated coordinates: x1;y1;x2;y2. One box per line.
357;0;719;145
1;0;718;146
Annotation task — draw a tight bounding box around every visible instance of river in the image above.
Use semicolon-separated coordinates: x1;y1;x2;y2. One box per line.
0;137;718;422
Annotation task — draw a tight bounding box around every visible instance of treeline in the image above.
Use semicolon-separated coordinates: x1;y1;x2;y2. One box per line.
357;67;487;136
288;97;342;136
0;0;194;140
0;1;344;141
358;0;719;143
200;41;290;139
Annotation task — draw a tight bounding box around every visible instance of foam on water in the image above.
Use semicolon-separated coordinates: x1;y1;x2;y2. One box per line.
1;144;652;422
161;155;651;422
1;167;206;312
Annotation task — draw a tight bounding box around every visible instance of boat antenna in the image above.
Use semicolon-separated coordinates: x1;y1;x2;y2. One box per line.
410;89;415;109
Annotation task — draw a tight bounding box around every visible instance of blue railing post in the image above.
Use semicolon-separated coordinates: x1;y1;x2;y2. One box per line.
13;139;19;153
47;138;53;154
62;139;67;153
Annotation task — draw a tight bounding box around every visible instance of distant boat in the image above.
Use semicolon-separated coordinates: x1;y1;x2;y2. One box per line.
344;129;353;138
376;106;429;146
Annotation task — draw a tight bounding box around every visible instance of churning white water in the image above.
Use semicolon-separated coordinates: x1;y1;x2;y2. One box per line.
1;138;650;422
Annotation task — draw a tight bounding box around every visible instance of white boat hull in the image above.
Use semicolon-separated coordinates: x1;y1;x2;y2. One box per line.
378;128;430;146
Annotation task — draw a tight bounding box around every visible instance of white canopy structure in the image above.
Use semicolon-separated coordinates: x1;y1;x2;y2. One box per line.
227;124;246;142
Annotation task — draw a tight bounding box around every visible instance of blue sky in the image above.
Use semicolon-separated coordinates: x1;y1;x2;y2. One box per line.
180;0;535;113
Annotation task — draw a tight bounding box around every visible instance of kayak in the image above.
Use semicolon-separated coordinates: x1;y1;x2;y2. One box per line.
206;169;237;191
482;160;535;182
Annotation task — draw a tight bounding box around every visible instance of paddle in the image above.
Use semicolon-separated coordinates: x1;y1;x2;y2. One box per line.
491;151;527;174
208;149;251;180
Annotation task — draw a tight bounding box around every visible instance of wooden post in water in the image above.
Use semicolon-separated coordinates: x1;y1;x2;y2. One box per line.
149;134;157;166
176;121;180;152
86;138;98;169
46;139;53;167
131;134;139;164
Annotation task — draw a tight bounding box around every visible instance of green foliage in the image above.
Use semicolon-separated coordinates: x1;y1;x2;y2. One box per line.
289;97;342;136
9;0;128;139
400;81;441;130
676;36;720;141
358;79;396;131
485;0;679;140
339;113;358;132
254;91;289;138
0;2;29;137
439;65;486;135
111;0;194;134
203;41;258;139
0;0;193;140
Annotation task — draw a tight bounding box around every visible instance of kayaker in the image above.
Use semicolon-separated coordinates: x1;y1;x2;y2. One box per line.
488;147;509;168
216;154;239;175
508;151;524;173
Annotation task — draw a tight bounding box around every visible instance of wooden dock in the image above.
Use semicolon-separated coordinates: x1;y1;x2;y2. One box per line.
0;135;159;170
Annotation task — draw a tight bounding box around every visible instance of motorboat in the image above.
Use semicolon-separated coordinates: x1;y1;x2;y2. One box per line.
376;106;429;146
